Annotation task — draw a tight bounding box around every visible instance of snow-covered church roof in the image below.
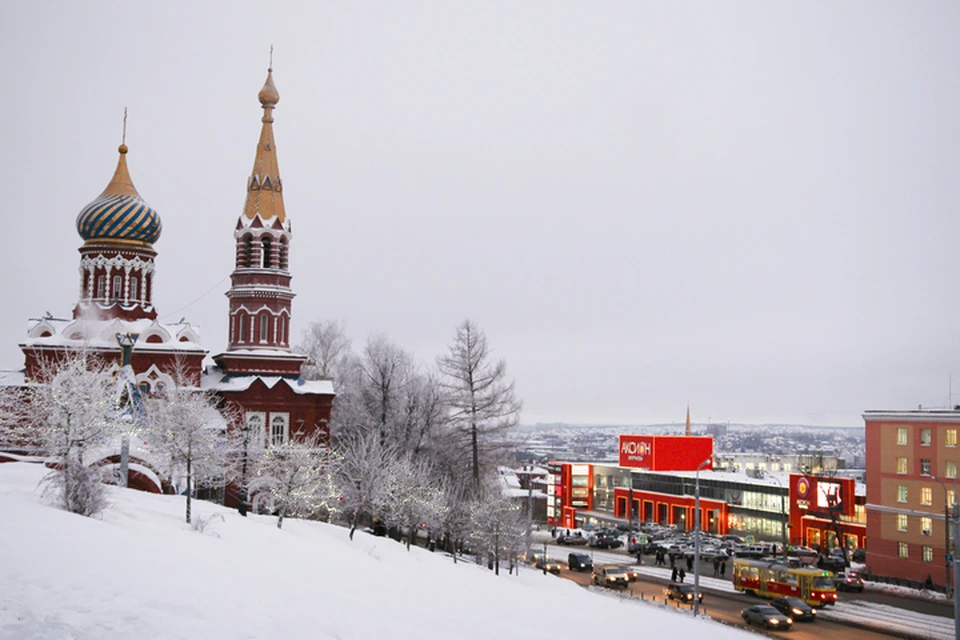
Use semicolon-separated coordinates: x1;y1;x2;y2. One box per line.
21;316;204;353
201;368;334;396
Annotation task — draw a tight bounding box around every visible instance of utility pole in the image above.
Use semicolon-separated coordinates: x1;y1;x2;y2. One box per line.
933;476;952;595
693;457;711;618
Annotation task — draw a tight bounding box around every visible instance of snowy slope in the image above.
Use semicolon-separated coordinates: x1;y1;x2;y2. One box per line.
0;463;753;640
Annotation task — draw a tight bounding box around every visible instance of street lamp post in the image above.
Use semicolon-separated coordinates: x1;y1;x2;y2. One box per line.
693;457;712;618
931;475;952;596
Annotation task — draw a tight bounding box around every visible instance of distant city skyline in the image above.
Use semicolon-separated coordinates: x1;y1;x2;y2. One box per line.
2;3;958;429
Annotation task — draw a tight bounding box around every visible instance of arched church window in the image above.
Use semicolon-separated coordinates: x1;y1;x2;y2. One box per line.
261;237;272;269
96;275;106;299
260;314;269;343
279;237;289;270
112;275;123;301
278;315;286;344
238;314;247;343
130;277;139;302
243;236;253;268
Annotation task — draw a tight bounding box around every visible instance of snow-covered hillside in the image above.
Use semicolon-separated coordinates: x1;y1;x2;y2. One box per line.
0;463;755;639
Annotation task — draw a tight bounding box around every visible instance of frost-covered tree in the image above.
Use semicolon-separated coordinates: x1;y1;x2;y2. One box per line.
222;405;264;517
14;354;124;516
297;319;352;383
142;375;227;524
377;455;447;550
469;489;525;576
334;429;399;540
437;320;522;489
251;431;338;529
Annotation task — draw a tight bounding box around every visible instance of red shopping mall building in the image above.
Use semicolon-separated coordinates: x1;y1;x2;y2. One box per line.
547;434;865;550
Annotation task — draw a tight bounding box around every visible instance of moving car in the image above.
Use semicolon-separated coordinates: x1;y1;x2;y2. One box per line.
741;605;794;630
567;553;593;572
620;566;640;582
768;597;816;622
591;564;630;589
665;583;703;604
817;555;847;572
833;570;865;592
530;554;561;574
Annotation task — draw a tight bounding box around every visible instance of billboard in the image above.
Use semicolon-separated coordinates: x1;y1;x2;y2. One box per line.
618;435;714;471
790;474;854;518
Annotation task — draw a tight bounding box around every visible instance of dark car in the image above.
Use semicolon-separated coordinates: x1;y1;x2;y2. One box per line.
852;548;866;563
834;570;865;592
665;582;703;604
768;597;816;622
567;552;593;572
741;605;794;630
592;564;630;589
588;533;623;549
556;532;587;546
817;555;847;572
530;554;561;574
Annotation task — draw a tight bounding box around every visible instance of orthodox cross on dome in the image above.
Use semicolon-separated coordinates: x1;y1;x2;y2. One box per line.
122;107;127;147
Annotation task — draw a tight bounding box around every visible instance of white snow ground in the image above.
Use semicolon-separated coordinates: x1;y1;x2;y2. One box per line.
0;462;755;640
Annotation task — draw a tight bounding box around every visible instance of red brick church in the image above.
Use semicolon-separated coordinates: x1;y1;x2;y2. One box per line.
1;67;334;495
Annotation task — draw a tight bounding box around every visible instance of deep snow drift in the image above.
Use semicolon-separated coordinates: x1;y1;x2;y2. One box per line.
0;462;754;639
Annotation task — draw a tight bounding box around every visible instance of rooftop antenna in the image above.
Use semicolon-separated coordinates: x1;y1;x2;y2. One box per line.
122;107;128;145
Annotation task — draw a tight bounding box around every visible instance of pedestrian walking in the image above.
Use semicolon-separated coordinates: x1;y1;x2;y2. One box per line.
679;568;686;583
671;567;678;582
720;560;726;578
670;555;675;569
686;556;693;571
713;557;720;577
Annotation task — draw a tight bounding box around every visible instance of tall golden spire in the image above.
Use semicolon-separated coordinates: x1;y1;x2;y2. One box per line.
242;64;286;223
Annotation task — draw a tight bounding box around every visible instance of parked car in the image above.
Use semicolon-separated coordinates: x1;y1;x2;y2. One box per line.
556;532;587;546
567;553;593;572
530;554;561;574
588;533;623;549
591;564;630;589
665;582;703;604
741;605;794;630
768;597;816;622
852;548;866;563
833;570;865;592
818;555;847;572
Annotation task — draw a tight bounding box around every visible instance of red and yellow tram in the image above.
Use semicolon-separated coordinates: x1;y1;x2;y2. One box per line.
732;558;838;607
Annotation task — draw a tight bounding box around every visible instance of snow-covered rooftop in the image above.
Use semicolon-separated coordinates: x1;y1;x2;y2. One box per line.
20;316;205;353
201;370;334;396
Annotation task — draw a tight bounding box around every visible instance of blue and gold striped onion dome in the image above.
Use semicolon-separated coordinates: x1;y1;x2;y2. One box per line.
75;145;162;245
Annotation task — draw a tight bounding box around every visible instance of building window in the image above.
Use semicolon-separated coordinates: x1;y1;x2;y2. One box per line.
948;461;957;479
921;459;932;476
923;546;934;563
950;489;956;507
245;412;266;446
897;427;908;445
238;314;247;343
261;237;272;268
897;514;908;531
112;275;123;300
129;277;139;301
921;487;933;506
243;236;253;268
897;457;908;474
921;428;932;446
96;275;106;299
921;516;933;536
898;485;908;502
948;429;958;448
260;314;269;343
270;412;289;445
898;542;909;559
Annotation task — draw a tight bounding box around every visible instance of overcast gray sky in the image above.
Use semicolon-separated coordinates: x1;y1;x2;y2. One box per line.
2;1;958;427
